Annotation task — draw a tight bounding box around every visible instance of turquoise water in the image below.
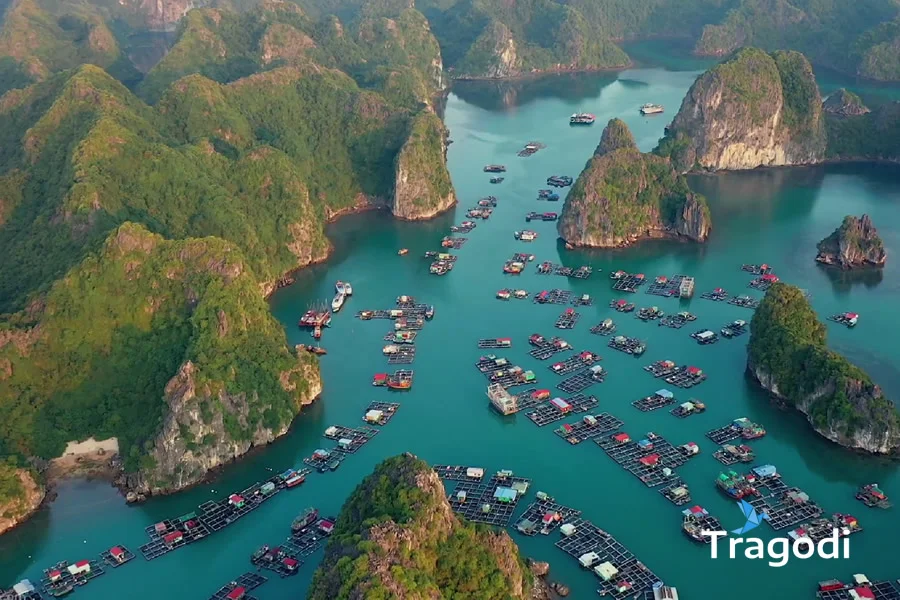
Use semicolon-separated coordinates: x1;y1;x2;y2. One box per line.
3;61;900;598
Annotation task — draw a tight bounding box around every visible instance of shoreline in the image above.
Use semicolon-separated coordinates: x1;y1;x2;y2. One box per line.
449;61;634;83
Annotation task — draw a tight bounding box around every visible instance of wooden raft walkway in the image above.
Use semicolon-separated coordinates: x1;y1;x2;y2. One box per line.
595;432;691;487
208;573;267;600
526;394;598;427
444;472;531;527
513;498;582;536
553;413;624;445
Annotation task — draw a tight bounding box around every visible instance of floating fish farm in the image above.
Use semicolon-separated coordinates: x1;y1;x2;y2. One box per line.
526;394;599;427
443;471;531;527
595;432;691;487
553;413;624;445
208;573;267;600
557;368;604;393
514;498;582;536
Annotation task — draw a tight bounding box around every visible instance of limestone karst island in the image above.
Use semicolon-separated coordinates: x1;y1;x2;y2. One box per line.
2;0;900;598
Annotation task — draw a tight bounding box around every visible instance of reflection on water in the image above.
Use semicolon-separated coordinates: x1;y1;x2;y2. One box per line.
451;71;620;111
818;264;884;295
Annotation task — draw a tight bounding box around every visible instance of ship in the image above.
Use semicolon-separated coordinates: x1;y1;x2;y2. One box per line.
569;112;596;125
640;103;664;115
331;292;345;312
344;282;353;295
483;165;506;173
335;281;346;295
292;507;319;533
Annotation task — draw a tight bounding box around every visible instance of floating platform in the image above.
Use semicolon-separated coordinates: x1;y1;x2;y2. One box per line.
39;560;105;594
208;573;267;600
362;401;400;426
555;265;593;279
526;394;598;427
661;365;707;389
450;223;476;234
550;352;599;376
386;346;416;364
712;444;755;466
441;236;467;249
99;546;135;568
670;399;706;418
610;299;636;312
323;425;379;455
746;467;824;530
554;518;661;597
250;546;301;578
690;329;719;345
590;320;616;336
682;507;723;544
433;465;486;482
632;390;676;412
303;450;344;473
728;295;760;309
445;471;531;527
645;275;689;298
741;264;773;275
553;413;624;444
607;336;646;356
595;431;690;487
700;288;729;301
557;369;604;394
706;418;766;444
514;498;582;536
478;338;513;349
383;330;417;343
658;313;695;329
612;274;646;293
644;360;678;378
554;309;580;329
658;479;692;506
749;275;779;291
283;522;332;558
196;477;284;534
536;261;559;274
572;294;593;306
533;289;573;305
816;579;900;600
721;320;748;338
528;336;572;360
140;515;212;560
476;355;537;388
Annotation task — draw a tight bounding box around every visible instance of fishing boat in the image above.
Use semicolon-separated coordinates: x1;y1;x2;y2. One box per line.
682;513;708;543
252;545;270;561
716;470;757;500
515;230;538;242
335;281;346;295
569;112;596;125
383;344;400;355
284;470;307;488
640;103;664;115
514;289;528;299
483;165;506;173
497;289;512;300
387;378;411;390
344;282;353;296
398;248;408;255
312;326;321;340
857;483;891;508
425;305;435;320
331;292;345;312
303;345;327;355
292;508;319;533
490;176;505;184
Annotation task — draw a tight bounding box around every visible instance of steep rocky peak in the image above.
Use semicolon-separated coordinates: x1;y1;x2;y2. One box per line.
594;118;637;157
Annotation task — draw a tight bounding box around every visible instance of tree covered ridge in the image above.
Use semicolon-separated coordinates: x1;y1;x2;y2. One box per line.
0;222;318;473
307;454;537;600
748;283;900;451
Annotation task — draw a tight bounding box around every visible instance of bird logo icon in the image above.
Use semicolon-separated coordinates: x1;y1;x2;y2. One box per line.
731;499;769;534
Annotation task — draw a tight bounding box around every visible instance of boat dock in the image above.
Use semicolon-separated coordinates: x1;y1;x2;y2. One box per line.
303;449;344;472
555;309;580;329
557;368;604;393
607;336;646;356
721;320;748;338
658;313;695;329
478;338;513;349
363;402;401;425
632;390;676;412
526;394;598;427
595;431;690;487
745;466;824;530
700;288;729;301
554;518;661;597
208;573;267;600
250;546;302;578
39;559;105;595
645;275;690;298
99;546;135;568
749;274;779;291
590;319;616;336
612;274;646;293
553;413;623;444
444;471;531;527
514;498;582;536
323;425;379;454
550;352;599;375
728;295;760;309
659;479;691;506
555;265;593;279
533;289;573;304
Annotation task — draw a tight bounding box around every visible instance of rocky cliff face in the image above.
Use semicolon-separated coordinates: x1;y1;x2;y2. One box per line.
558;120;710;248
748;283;900;455
135;0;208;30
0;469;45;536
124;357;321;496
392;111;457;220
656;48;826;172
823;89;870;117
308;454;551;600
816;214;886;269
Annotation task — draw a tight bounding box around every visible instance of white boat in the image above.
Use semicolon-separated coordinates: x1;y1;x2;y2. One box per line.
344;282;353;296
335;281;346;295
332;292;345;312
640;103;664;115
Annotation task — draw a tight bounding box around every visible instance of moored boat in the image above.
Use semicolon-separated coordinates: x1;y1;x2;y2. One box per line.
292;507;319;533
331;292;345;312
856;483;891;508
569;112;596;125
640;103;664;115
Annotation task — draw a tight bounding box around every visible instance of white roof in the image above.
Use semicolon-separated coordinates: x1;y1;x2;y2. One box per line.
594;561;618;579
853;574;871;585
364;409;384;421
466;467;484;478
578;551;600;567
560;523;576;536
13;580;35;595
324;426;338;436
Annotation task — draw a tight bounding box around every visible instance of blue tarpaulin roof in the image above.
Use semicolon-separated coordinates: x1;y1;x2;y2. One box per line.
752;464;777;477
656;389;674;399
493;487;517;502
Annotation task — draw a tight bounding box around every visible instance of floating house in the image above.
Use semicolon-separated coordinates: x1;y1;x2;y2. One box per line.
578;551;600;568
67;560;91;576
109;547;126;564
494;487;518;503
13;580;36;597
678;277;695;298
594;561;618;581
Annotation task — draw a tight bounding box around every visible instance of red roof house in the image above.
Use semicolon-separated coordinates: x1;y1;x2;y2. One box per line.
853;587;876;600
639;454;661;467
226;586;246;600
613;433;631;443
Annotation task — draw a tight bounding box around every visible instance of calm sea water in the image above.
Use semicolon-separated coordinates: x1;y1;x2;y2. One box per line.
3;50;900;599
